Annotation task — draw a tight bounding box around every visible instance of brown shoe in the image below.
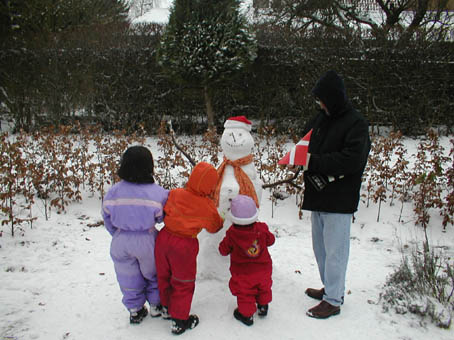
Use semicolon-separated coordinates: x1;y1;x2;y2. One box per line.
305;288;345;305
305;287;325;300
306;300;340;319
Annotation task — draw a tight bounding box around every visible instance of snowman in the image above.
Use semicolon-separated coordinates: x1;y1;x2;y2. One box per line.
197;116;263;281
214;115;262;218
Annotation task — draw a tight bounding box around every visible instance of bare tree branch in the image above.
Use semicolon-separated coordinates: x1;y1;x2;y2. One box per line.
372;95;387;113
262;168;303;189
168;120;196;167
264;0;453;40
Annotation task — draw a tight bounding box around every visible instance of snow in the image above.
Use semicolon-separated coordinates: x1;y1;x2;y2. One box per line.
1;135;453;339
132;8;170;25
131;0;254;24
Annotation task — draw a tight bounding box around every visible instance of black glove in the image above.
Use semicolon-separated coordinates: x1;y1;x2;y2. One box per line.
306;173;329;191
306;174;344;191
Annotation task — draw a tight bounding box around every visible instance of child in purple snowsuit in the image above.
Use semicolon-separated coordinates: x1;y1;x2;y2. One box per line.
102;146;169;324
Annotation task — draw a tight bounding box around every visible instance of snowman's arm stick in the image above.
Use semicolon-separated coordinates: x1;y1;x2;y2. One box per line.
262;168;303;190
168;121;196;167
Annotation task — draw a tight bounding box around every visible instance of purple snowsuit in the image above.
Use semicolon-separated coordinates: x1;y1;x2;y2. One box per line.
102;180;169;311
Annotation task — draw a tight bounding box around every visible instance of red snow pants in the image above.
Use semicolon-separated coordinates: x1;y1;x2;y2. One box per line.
155;228;199;320
229;270;273;317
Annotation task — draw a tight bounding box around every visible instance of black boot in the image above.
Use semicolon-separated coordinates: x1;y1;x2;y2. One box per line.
149;304;163;318
161;305;171;320
257;304;268;317
233;308;253;326
171;315;199;335
129;306;148;324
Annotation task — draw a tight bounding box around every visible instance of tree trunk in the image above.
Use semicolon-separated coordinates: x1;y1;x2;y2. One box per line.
203;85;215;129
409;0;429;30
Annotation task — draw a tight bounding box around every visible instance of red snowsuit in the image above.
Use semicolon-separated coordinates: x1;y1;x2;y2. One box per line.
219;222;275;317
155;162;223;320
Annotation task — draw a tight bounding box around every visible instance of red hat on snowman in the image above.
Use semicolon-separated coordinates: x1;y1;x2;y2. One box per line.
224;116;252;132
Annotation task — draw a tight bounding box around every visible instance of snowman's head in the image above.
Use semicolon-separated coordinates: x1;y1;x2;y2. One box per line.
220;116;254;161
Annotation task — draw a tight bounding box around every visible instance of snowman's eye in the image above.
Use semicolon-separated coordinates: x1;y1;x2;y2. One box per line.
239;133;243;137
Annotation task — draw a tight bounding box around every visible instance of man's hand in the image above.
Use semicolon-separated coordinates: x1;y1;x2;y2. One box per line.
287;165;300;172
287;152;310;172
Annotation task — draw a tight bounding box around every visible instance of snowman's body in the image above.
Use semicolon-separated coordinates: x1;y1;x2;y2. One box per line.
217;126;262;221
197;117;262;281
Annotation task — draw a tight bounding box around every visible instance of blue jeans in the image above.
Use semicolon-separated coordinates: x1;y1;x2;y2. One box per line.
311;211;352;307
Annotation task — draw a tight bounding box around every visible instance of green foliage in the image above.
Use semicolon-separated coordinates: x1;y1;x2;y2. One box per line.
158;0;257;86
0;0;129;46
1;2;453;134
157;0;257;128
1;36;453;134
169;0;241;29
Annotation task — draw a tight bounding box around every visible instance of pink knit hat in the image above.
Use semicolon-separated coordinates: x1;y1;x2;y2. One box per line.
228;194;259;225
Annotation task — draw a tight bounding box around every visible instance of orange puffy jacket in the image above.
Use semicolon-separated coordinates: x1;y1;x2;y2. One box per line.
163;162;224;238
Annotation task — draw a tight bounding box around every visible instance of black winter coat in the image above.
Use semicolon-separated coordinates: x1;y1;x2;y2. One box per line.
302;71;371;214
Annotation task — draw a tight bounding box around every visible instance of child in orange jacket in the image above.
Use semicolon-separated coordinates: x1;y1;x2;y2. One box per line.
155;162;223;335
219;194;275;326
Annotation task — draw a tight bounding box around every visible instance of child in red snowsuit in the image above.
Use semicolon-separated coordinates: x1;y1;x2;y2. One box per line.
155;162;223;335
219;194;275;326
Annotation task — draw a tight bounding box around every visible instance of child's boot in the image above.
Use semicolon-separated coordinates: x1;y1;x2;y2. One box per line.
171;315;199;335
161;305;171;320
129;306;148;324
149;304;162;318
233;308;253;326
257;304;269;317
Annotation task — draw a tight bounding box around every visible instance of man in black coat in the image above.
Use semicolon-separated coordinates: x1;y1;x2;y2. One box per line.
301;70;371;319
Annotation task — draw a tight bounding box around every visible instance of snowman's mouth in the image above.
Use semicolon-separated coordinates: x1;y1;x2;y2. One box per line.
225;141;245;148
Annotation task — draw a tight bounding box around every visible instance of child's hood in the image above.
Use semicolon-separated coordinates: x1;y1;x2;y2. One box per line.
186;162;219;197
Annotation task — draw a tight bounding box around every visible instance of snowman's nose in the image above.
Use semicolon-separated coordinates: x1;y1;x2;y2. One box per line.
230;132;236;143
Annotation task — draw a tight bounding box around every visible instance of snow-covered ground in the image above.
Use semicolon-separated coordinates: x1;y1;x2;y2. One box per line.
1;135;453;340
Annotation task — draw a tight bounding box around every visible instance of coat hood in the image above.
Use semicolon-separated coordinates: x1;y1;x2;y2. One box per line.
228;224;265;259
219;222;275;274
312;70;349;117
187;162;219;197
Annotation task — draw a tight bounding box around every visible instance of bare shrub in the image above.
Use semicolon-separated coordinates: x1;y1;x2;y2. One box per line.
380;239;454;329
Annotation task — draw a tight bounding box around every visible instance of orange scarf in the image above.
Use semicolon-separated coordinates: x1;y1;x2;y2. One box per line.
214;154;259;208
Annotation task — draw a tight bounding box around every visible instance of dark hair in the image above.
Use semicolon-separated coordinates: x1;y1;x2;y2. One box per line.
118;146;155;184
